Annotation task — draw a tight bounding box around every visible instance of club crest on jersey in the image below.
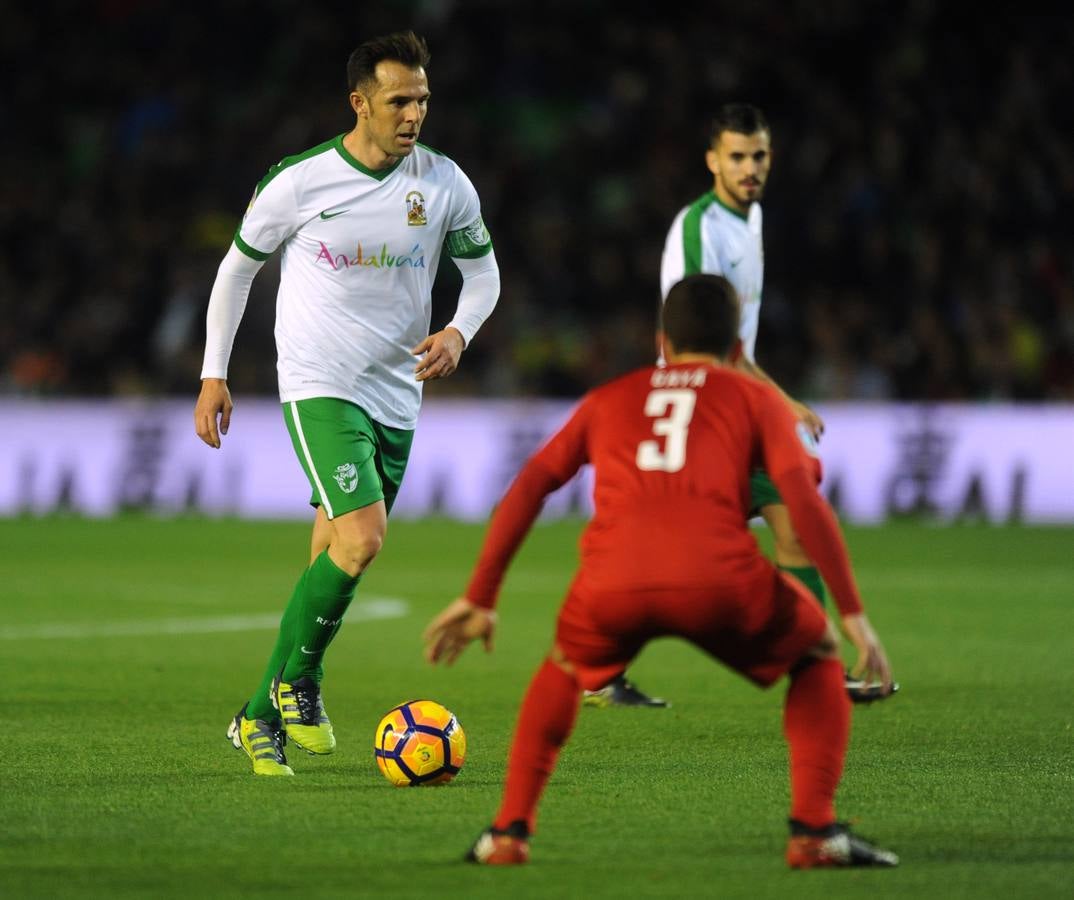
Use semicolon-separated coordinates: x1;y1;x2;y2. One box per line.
332;463;359;493
406;191;427;226
464;216;490;246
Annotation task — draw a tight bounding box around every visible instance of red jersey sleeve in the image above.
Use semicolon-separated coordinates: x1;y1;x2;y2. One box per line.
464;398;592;608
755;389;864;617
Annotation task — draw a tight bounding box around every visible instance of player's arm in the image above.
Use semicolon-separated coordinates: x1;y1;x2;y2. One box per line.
735;353;824;439
195;166;299;447
414;172;498;382
194;245;264;448
776;468;892;692
760;396;893;692
412;247;499;382
423;401;589;665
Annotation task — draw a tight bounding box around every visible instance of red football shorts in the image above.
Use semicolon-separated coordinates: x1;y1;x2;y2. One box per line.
554;566;828;691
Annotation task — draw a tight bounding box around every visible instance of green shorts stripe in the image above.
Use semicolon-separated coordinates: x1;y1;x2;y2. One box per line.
283;398;414;520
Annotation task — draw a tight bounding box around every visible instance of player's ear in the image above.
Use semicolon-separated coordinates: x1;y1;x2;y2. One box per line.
349;90;368;119
657;330;670;361
705;148;720;178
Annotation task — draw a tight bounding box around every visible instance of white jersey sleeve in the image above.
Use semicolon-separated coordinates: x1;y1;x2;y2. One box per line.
660;197;726;300
200;244;265;379
660;207;688;300
234;167;302;261
447;250;500;346
443;166;493;259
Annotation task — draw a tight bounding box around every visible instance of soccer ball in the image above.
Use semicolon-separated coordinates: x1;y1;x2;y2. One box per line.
374;699;466;786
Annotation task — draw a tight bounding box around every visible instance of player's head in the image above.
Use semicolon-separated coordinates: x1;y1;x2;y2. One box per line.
706;103;771;213
660;274;740;362
347;31;431;162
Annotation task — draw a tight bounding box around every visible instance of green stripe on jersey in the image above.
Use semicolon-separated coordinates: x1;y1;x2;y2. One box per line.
234;232;270;261
712;193;749;221
254;136;338;197
682;191;716;275
333;134;403;181
238;137;339;254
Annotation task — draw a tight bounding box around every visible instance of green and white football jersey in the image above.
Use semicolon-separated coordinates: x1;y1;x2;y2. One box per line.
235;134;493;429
660;193;764;362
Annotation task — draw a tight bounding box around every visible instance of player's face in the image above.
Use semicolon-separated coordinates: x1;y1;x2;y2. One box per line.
353;60;430;162
706;129;771;212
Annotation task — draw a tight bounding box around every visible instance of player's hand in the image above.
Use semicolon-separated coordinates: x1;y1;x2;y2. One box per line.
792;400;825;440
194;378;233;449
423;597;496;665
840;612;893;695
412;327;465;382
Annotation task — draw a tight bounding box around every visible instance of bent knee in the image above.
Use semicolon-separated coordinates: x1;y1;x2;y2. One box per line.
549;643;576;674
332;530;384;574
803;619;840;661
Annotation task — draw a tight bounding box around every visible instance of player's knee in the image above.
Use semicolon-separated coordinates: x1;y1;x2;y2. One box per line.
548;643;576;675
803;619;840;661
332;529;384;575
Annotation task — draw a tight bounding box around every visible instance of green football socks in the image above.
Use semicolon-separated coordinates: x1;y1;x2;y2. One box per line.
245;567;309;721
282;550;360;682
244;551;359;720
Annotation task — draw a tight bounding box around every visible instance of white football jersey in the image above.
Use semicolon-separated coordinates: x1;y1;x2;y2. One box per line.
660;193;764;362
235;135;492;429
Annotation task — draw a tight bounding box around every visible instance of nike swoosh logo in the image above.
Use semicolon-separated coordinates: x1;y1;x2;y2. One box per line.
299;645;316;654
320;208;349;220
729;257;744;268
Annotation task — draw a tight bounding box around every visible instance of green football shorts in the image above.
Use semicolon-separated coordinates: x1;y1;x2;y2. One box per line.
749;469;783;517
282;398;414;519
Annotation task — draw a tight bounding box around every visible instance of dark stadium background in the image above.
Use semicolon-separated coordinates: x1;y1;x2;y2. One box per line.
3;1;1072;402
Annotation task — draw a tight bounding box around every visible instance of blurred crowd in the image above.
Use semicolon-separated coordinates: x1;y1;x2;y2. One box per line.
3;0;1073;401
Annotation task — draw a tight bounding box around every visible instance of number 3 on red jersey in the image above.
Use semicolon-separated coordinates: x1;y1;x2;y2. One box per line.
636;389;697;473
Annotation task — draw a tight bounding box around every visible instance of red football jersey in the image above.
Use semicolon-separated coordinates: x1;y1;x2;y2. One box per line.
534;362;819;588
465;362;862;615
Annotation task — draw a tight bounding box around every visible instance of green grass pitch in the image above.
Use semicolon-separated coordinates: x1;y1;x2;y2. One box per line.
2;517;1072;898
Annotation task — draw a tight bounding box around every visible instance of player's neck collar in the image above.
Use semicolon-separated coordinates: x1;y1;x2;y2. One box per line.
334;133;405;181
712;191;750;222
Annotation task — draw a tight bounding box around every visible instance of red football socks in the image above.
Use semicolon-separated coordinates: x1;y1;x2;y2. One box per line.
783;657;850;828
494;659;581;834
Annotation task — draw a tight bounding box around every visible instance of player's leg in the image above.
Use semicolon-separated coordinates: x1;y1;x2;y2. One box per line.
235;509;332;737
279;402;410;686
755;474;897;703
685;569;896;867
753;467;827;604
719;571;898;867
272;500;385;751
228;518;322;774
470;580;639;864
782;619;848;831
228;399;411;769
783;624;898;868
467;646;582;865
309;504;332;564
273;399;412;754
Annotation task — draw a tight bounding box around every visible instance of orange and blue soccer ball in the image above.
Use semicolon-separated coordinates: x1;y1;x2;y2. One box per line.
374;699;466;786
